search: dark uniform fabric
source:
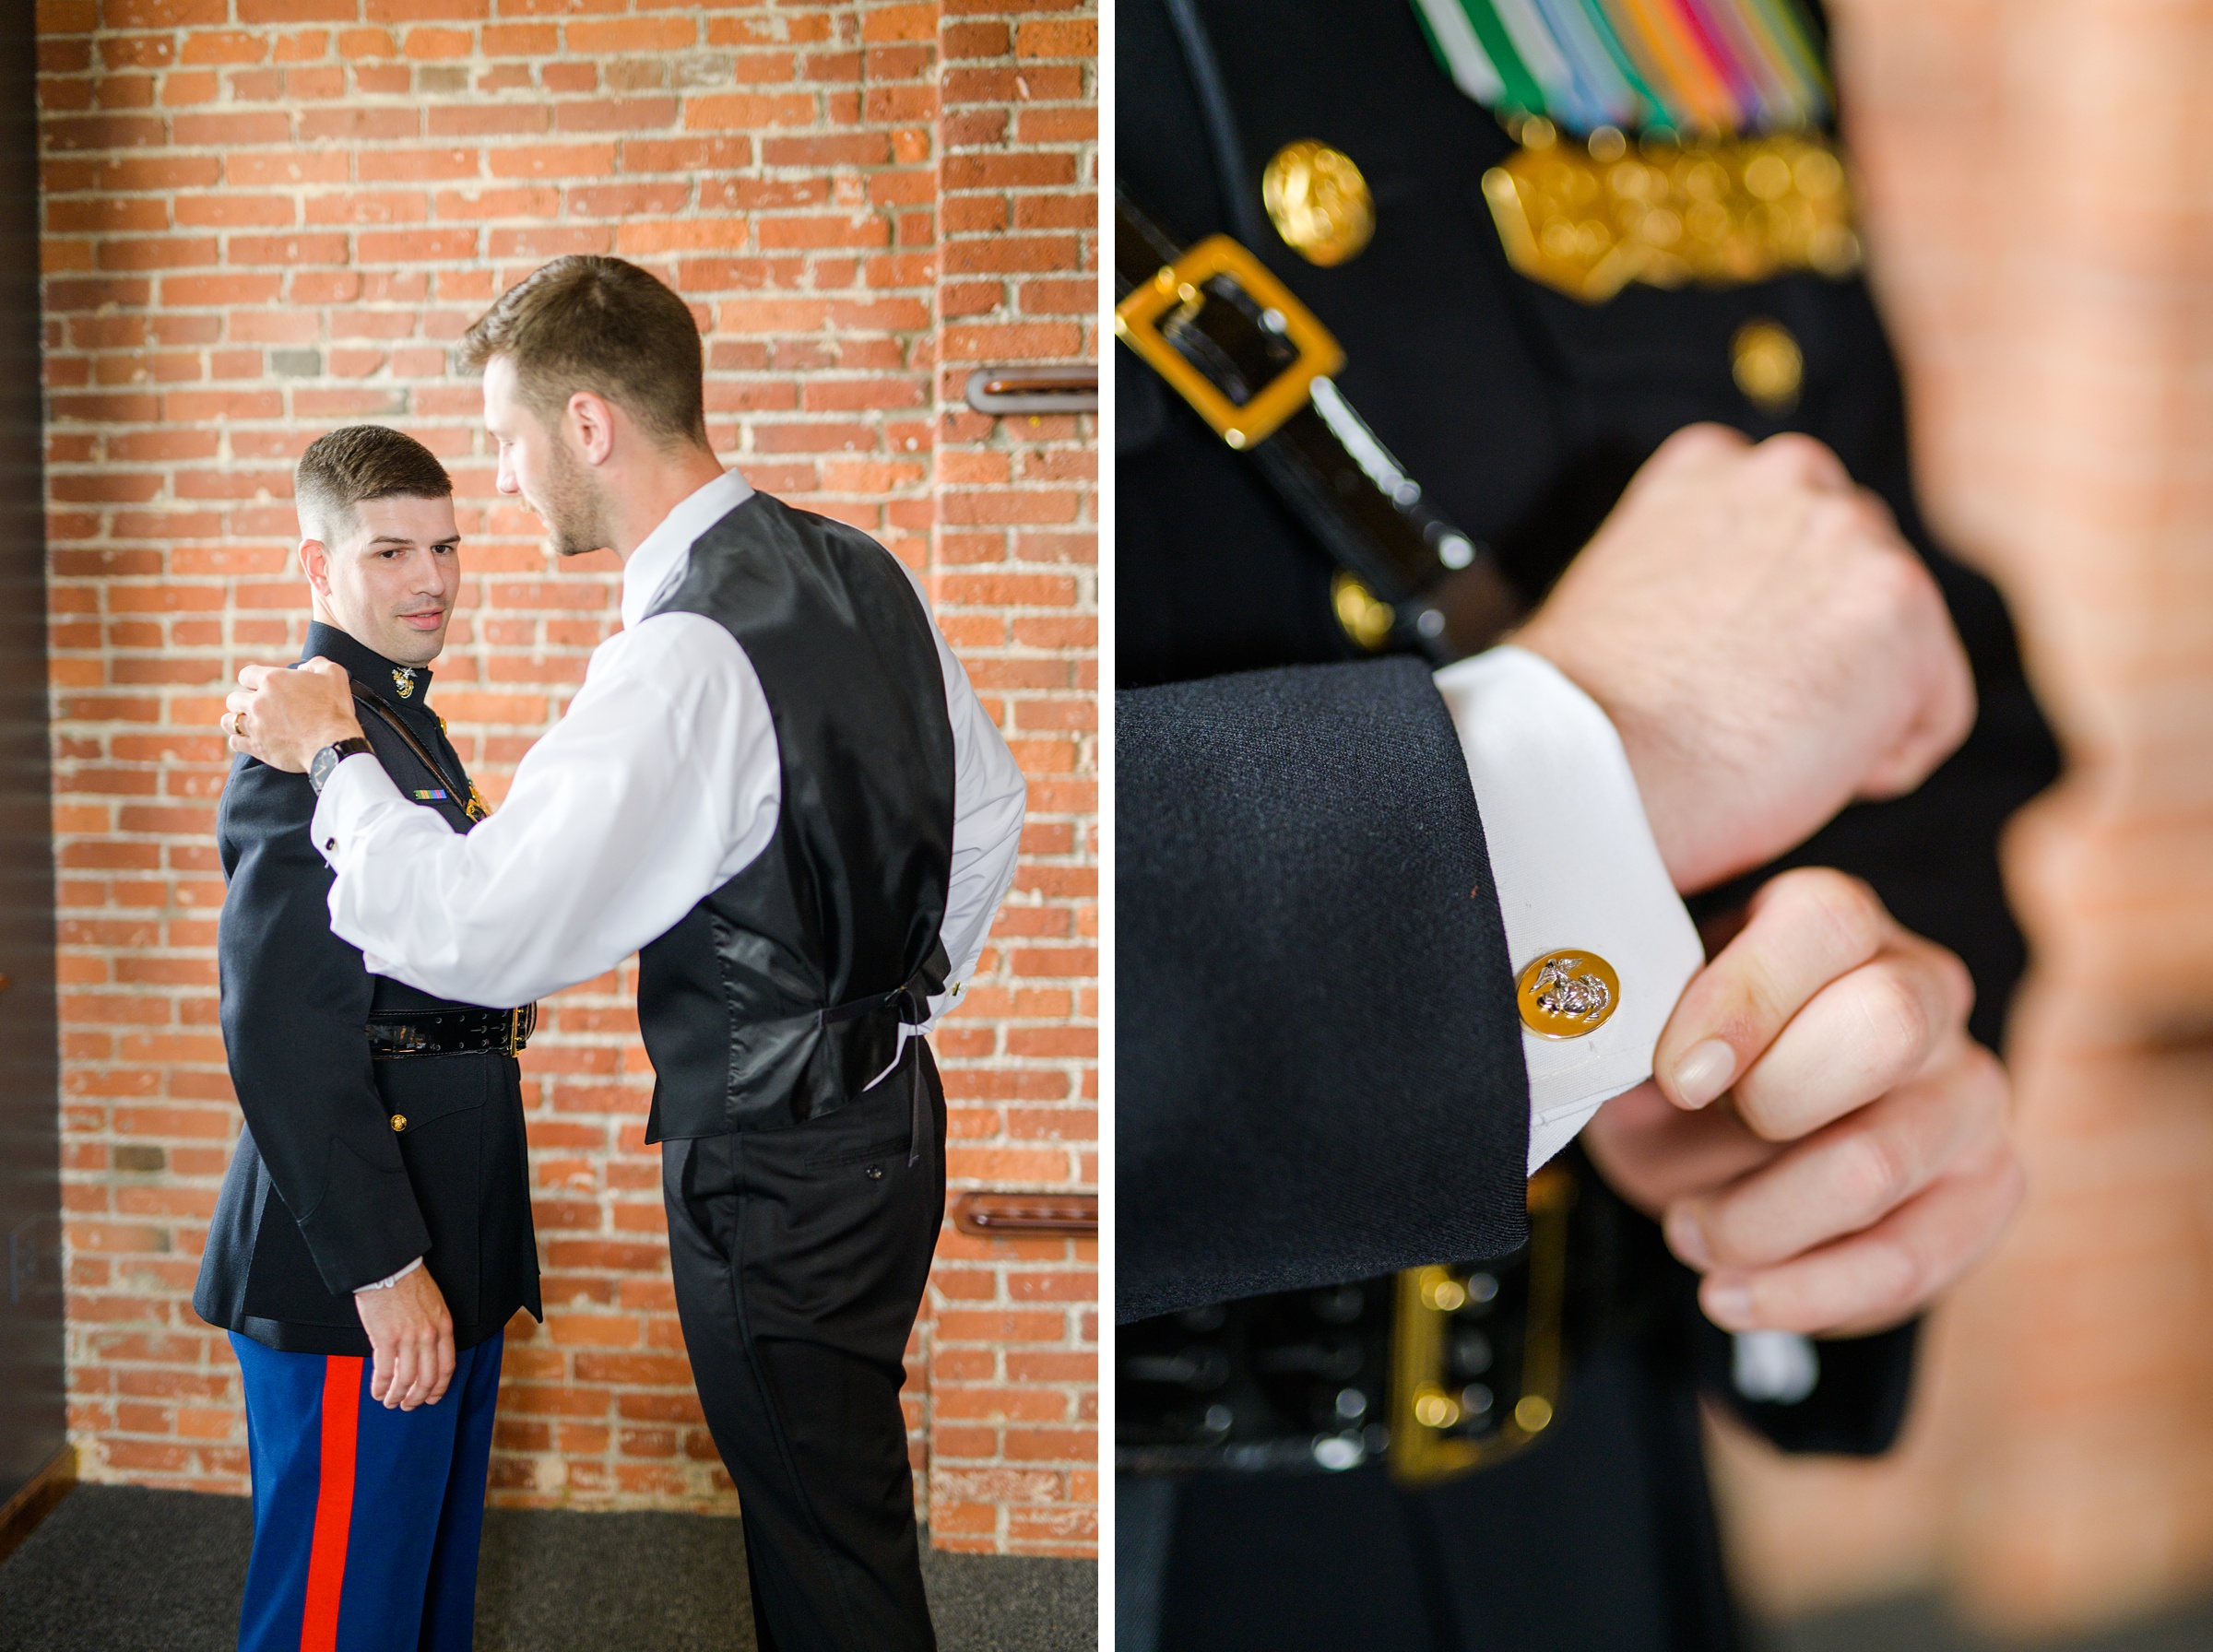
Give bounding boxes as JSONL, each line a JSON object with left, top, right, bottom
{"left": 195, "top": 621, "right": 541, "bottom": 1358}
{"left": 1118, "top": 658, "right": 1529, "bottom": 1324}
{"left": 640, "top": 497, "right": 957, "bottom": 1652}
{"left": 1115, "top": 0, "right": 2059, "bottom": 1645}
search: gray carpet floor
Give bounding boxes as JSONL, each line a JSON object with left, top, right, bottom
{"left": 1766, "top": 1592, "right": 2213, "bottom": 1652}
{"left": 0, "top": 1484, "right": 1095, "bottom": 1651}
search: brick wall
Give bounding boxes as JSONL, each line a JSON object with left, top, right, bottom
{"left": 925, "top": 2, "right": 1096, "bottom": 1553}
{"left": 1709, "top": 0, "right": 2213, "bottom": 1634}
{"left": 38, "top": 0, "right": 1095, "bottom": 1558}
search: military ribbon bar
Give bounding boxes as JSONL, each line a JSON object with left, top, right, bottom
{"left": 1408, "top": 0, "right": 1830, "bottom": 137}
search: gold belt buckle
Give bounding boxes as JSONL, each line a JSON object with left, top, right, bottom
{"left": 507, "top": 1003, "right": 535, "bottom": 1056}
{"left": 1389, "top": 1162, "right": 1576, "bottom": 1485}
{"left": 1113, "top": 235, "right": 1345, "bottom": 450}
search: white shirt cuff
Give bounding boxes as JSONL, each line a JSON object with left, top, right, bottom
{"left": 355, "top": 1256, "right": 424, "bottom": 1293}
{"left": 310, "top": 750, "right": 408, "bottom": 867}
{"left": 1435, "top": 645, "right": 1705, "bottom": 1175}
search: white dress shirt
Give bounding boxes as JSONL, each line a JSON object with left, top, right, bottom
{"left": 309, "top": 471, "right": 1029, "bottom": 1055}
{"left": 1435, "top": 646, "right": 1705, "bottom": 1174}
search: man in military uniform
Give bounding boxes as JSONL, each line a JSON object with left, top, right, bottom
{"left": 197, "top": 426, "right": 540, "bottom": 1652}
{"left": 1118, "top": 0, "right": 2057, "bottom": 1645}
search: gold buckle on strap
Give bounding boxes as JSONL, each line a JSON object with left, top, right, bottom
{"left": 1389, "top": 1162, "right": 1575, "bottom": 1485}
{"left": 1113, "top": 235, "right": 1345, "bottom": 451}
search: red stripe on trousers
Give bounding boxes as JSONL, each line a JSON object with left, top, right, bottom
{"left": 301, "top": 1354, "right": 363, "bottom": 1652}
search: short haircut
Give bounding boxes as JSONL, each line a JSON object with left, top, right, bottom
{"left": 456, "top": 255, "right": 707, "bottom": 448}
{"left": 294, "top": 425, "right": 453, "bottom": 547}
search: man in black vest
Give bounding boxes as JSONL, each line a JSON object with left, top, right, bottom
{"left": 223, "top": 258, "right": 1028, "bottom": 1652}
{"left": 1112, "top": 0, "right": 2055, "bottom": 1646}
{"left": 198, "top": 425, "right": 540, "bottom": 1651}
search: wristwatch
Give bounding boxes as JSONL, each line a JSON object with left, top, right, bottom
{"left": 308, "top": 736, "right": 374, "bottom": 794}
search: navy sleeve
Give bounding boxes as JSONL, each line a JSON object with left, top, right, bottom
{"left": 217, "top": 755, "right": 430, "bottom": 1294}
{"left": 1116, "top": 657, "right": 1530, "bottom": 1322}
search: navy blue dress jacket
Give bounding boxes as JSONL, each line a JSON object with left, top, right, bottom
{"left": 194, "top": 622, "right": 541, "bottom": 1357}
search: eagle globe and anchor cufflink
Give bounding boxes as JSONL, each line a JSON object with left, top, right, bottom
{"left": 1515, "top": 950, "right": 1620, "bottom": 1038}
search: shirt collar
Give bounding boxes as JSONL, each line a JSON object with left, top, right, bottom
{"left": 620, "top": 469, "right": 757, "bottom": 630}
{"left": 303, "top": 620, "right": 435, "bottom": 710}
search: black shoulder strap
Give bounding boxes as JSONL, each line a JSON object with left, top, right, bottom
{"left": 349, "top": 684, "right": 486, "bottom": 823}
{"left": 1115, "top": 192, "right": 1523, "bottom": 660}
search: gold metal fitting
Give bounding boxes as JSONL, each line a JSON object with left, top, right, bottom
{"left": 1262, "top": 139, "right": 1376, "bottom": 266}
{"left": 1732, "top": 317, "right": 1804, "bottom": 414}
{"left": 1331, "top": 572, "right": 1395, "bottom": 652}
{"left": 389, "top": 1114, "right": 408, "bottom": 1132}
{"left": 1113, "top": 235, "right": 1345, "bottom": 450}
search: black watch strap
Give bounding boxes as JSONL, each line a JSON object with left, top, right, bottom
{"left": 309, "top": 736, "right": 374, "bottom": 794}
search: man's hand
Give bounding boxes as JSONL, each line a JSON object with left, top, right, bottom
{"left": 1514, "top": 425, "right": 1976, "bottom": 894}
{"left": 353, "top": 1265, "right": 456, "bottom": 1410}
{"left": 223, "top": 657, "right": 362, "bottom": 773}
{"left": 1582, "top": 868, "right": 2022, "bottom": 1338}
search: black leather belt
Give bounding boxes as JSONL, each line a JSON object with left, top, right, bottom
{"left": 1118, "top": 1163, "right": 1577, "bottom": 1487}
{"left": 1113, "top": 192, "right": 1525, "bottom": 662}
{"left": 367, "top": 1004, "right": 536, "bottom": 1060}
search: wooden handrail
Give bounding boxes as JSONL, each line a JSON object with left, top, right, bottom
{"left": 951, "top": 1191, "right": 1097, "bottom": 1238}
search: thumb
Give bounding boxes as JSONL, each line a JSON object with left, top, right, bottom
{"left": 369, "top": 1338, "right": 393, "bottom": 1403}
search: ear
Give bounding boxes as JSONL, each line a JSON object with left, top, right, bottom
{"left": 298, "top": 537, "right": 331, "bottom": 598}
{"left": 566, "top": 389, "right": 618, "bottom": 466}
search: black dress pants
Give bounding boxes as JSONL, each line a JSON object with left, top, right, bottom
{"left": 664, "top": 1041, "right": 947, "bottom": 1652}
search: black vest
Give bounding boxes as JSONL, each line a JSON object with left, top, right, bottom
{"left": 638, "top": 493, "right": 957, "bottom": 1141}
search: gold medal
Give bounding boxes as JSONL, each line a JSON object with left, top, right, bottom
{"left": 1263, "top": 140, "right": 1376, "bottom": 267}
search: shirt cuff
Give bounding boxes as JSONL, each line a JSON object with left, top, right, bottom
{"left": 355, "top": 1255, "right": 424, "bottom": 1294}
{"left": 1435, "top": 645, "right": 1706, "bottom": 1175}
{"left": 309, "top": 750, "right": 408, "bottom": 867}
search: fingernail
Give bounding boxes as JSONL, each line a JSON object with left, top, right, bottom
{"left": 1671, "top": 1039, "right": 1737, "bottom": 1109}
{"left": 1704, "top": 1280, "right": 1755, "bottom": 1330}
{"left": 1665, "top": 1205, "right": 1711, "bottom": 1269}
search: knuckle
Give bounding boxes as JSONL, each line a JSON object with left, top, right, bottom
{"left": 1864, "top": 1236, "right": 1928, "bottom": 1317}
{"left": 1840, "top": 1128, "right": 1911, "bottom": 1221}
{"left": 1769, "top": 867, "right": 1886, "bottom": 961}
{"left": 1753, "top": 430, "right": 1831, "bottom": 478}
{"left": 1861, "top": 966, "right": 1935, "bottom": 1068}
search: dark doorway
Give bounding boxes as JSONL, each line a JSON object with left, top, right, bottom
{"left": 0, "top": 0, "right": 65, "bottom": 1519}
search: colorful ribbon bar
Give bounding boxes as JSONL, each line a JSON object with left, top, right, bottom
{"left": 1411, "top": 0, "right": 1830, "bottom": 136}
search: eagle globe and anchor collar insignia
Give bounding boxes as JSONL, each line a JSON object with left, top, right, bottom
{"left": 1407, "top": 0, "right": 1863, "bottom": 302}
